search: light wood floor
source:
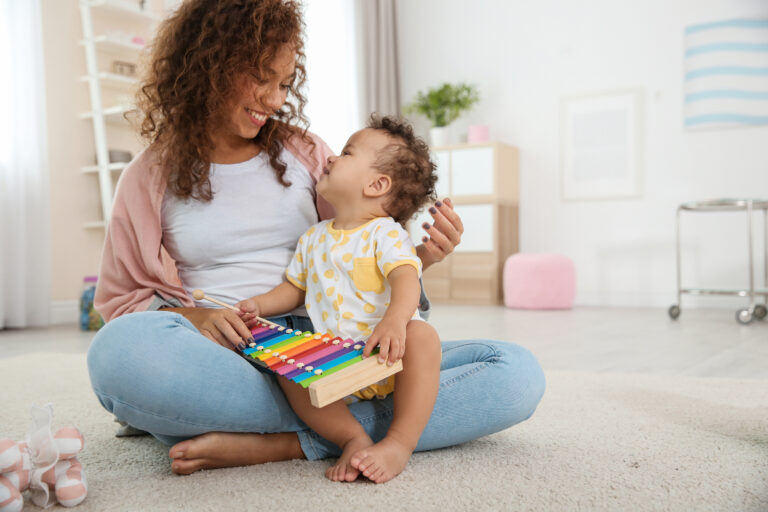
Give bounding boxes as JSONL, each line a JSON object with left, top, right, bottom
{"left": 1, "top": 306, "right": 766, "bottom": 378}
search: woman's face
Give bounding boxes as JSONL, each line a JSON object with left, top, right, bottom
{"left": 216, "top": 45, "right": 297, "bottom": 144}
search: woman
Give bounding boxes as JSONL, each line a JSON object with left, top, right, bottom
{"left": 87, "top": 0, "right": 545, "bottom": 476}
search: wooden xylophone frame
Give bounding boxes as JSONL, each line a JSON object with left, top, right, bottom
{"left": 242, "top": 321, "right": 402, "bottom": 408}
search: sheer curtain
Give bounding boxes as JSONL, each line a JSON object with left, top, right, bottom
{"left": 354, "top": 0, "right": 400, "bottom": 121}
{"left": 303, "top": 0, "right": 360, "bottom": 153}
{"left": 302, "top": 0, "right": 401, "bottom": 152}
{"left": 0, "top": 0, "right": 51, "bottom": 328}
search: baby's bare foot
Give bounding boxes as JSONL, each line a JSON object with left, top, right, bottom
{"left": 169, "top": 432, "right": 302, "bottom": 474}
{"left": 326, "top": 435, "right": 373, "bottom": 482}
{"left": 349, "top": 436, "right": 413, "bottom": 483}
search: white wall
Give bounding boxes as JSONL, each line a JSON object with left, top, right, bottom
{"left": 396, "top": 0, "right": 768, "bottom": 308}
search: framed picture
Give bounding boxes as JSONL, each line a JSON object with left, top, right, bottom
{"left": 560, "top": 89, "right": 644, "bottom": 200}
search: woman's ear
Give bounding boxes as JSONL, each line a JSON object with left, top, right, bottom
{"left": 364, "top": 173, "right": 392, "bottom": 198}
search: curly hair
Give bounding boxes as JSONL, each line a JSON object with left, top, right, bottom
{"left": 137, "top": 0, "right": 310, "bottom": 201}
{"left": 367, "top": 114, "right": 437, "bottom": 226}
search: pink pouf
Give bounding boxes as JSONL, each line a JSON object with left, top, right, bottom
{"left": 503, "top": 253, "right": 576, "bottom": 309}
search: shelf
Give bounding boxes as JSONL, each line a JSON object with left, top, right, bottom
{"left": 88, "top": 0, "right": 159, "bottom": 22}
{"left": 418, "top": 142, "right": 519, "bottom": 304}
{"left": 680, "top": 288, "right": 768, "bottom": 298}
{"left": 80, "top": 72, "right": 138, "bottom": 86}
{"left": 80, "top": 35, "right": 144, "bottom": 52}
{"left": 679, "top": 198, "right": 768, "bottom": 212}
{"left": 80, "top": 0, "right": 154, "bottom": 229}
{"left": 80, "top": 104, "right": 135, "bottom": 121}
{"left": 83, "top": 220, "right": 107, "bottom": 229}
{"left": 81, "top": 162, "right": 128, "bottom": 174}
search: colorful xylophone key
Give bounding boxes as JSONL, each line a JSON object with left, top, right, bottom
{"left": 242, "top": 322, "right": 381, "bottom": 388}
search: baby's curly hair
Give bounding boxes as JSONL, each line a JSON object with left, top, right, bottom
{"left": 137, "top": 0, "right": 309, "bottom": 201}
{"left": 367, "top": 114, "right": 437, "bottom": 226}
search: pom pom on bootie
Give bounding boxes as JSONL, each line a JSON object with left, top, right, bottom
{"left": 0, "top": 405, "right": 87, "bottom": 511}
{"left": 0, "top": 440, "right": 30, "bottom": 512}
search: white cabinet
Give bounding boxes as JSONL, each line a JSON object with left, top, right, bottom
{"left": 451, "top": 147, "right": 494, "bottom": 196}
{"left": 432, "top": 150, "right": 451, "bottom": 198}
{"left": 452, "top": 204, "right": 494, "bottom": 252}
{"left": 409, "top": 142, "right": 519, "bottom": 304}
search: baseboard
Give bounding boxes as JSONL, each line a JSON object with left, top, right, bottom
{"left": 50, "top": 300, "right": 78, "bottom": 325}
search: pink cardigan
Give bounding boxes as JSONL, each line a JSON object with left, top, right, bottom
{"left": 95, "top": 132, "right": 335, "bottom": 322}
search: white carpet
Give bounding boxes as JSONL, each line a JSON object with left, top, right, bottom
{"left": 0, "top": 352, "right": 766, "bottom": 511}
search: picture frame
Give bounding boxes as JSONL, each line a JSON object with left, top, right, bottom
{"left": 560, "top": 89, "right": 644, "bottom": 200}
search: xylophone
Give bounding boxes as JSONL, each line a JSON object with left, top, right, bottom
{"left": 191, "top": 289, "right": 402, "bottom": 408}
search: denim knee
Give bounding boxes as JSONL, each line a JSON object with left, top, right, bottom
{"left": 495, "top": 342, "right": 546, "bottom": 425}
{"left": 87, "top": 315, "right": 122, "bottom": 391}
{"left": 87, "top": 312, "right": 180, "bottom": 409}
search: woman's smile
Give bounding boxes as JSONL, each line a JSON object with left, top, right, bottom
{"left": 245, "top": 107, "right": 268, "bottom": 126}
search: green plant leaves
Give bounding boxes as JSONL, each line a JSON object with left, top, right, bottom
{"left": 403, "top": 83, "right": 480, "bottom": 127}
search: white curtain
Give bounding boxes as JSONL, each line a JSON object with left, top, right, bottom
{"left": 303, "top": 0, "right": 400, "bottom": 151}
{"left": 303, "top": 0, "right": 360, "bottom": 152}
{"left": 0, "top": 0, "right": 51, "bottom": 328}
{"left": 354, "top": 0, "right": 400, "bottom": 121}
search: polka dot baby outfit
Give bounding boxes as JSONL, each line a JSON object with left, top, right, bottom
{"left": 285, "top": 217, "right": 422, "bottom": 400}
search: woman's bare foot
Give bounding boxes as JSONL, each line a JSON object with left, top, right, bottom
{"left": 169, "top": 431, "right": 303, "bottom": 475}
{"left": 349, "top": 436, "right": 413, "bottom": 484}
{"left": 325, "top": 435, "right": 373, "bottom": 482}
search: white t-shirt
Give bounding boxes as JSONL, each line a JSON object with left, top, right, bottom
{"left": 161, "top": 149, "right": 317, "bottom": 309}
{"left": 285, "top": 217, "right": 422, "bottom": 340}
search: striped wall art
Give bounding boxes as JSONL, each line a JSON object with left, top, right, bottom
{"left": 684, "top": 18, "right": 768, "bottom": 129}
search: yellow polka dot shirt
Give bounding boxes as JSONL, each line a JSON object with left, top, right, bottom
{"left": 286, "top": 217, "right": 422, "bottom": 342}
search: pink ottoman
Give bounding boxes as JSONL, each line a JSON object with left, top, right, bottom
{"left": 503, "top": 253, "right": 576, "bottom": 309}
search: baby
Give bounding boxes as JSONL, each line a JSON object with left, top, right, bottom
{"left": 236, "top": 114, "right": 442, "bottom": 484}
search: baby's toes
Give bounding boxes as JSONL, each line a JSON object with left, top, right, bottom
{"left": 326, "top": 463, "right": 342, "bottom": 481}
{"left": 373, "top": 467, "right": 390, "bottom": 484}
{"left": 344, "top": 464, "right": 360, "bottom": 482}
{"left": 355, "top": 453, "right": 374, "bottom": 472}
{"left": 349, "top": 452, "right": 365, "bottom": 470}
{"left": 360, "top": 457, "right": 379, "bottom": 478}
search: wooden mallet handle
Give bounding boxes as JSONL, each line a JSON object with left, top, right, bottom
{"left": 191, "top": 289, "right": 281, "bottom": 329}
{"left": 191, "top": 289, "right": 240, "bottom": 312}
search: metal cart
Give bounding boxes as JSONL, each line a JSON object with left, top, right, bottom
{"left": 669, "top": 198, "right": 768, "bottom": 324}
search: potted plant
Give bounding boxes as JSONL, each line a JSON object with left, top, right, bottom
{"left": 403, "top": 82, "right": 480, "bottom": 146}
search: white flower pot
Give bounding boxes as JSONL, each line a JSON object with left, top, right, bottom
{"left": 429, "top": 126, "right": 450, "bottom": 147}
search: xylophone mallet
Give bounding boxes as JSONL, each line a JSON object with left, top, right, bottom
{"left": 191, "top": 289, "right": 240, "bottom": 311}
{"left": 190, "top": 289, "right": 282, "bottom": 330}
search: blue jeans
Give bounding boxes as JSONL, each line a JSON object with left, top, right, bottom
{"left": 86, "top": 311, "right": 545, "bottom": 460}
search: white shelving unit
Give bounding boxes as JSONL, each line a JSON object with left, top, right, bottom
{"left": 78, "top": 0, "right": 158, "bottom": 228}
{"left": 409, "top": 142, "right": 519, "bottom": 304}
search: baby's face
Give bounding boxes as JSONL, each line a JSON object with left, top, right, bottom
{"left": 317, "top": 128, "right": 391, "bottom": 204}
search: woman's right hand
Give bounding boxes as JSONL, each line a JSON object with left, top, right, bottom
{"left": 168, "top": 307, "right": 255, "bottom": 351}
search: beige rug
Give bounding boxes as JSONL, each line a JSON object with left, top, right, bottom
{"left": 0, "top": 352, "right": 766, "bottom": 512}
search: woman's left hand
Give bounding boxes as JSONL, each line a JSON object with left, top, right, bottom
{"left": 418, "top": 197, "right": 464, "bottom": 269}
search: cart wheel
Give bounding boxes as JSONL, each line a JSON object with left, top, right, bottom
{"left": 668, "top": 305, "right": 680, "bottom": 320}
{"left": 754, "top": 304, "right": 767, "bottom": 320}
{"left": 736, "top": 308, "right": 753, "bottom": 325}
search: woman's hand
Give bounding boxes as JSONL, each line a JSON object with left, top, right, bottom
{"left": 170, "top": 307, "right": 255, "bottom": 351}
{"left": 418, "top": 197, "right": 464, "bottom": 270}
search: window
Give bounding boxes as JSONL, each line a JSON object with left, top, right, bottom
{"left": 302, "top": 0, "right": 359, "bottom": 153}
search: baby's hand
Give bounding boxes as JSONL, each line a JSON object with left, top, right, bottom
{"left": 364, "top": 318, "right": 406, "bottom": 366}
{"left": 234, "top": 297, "right": 260, "bottom": 325}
